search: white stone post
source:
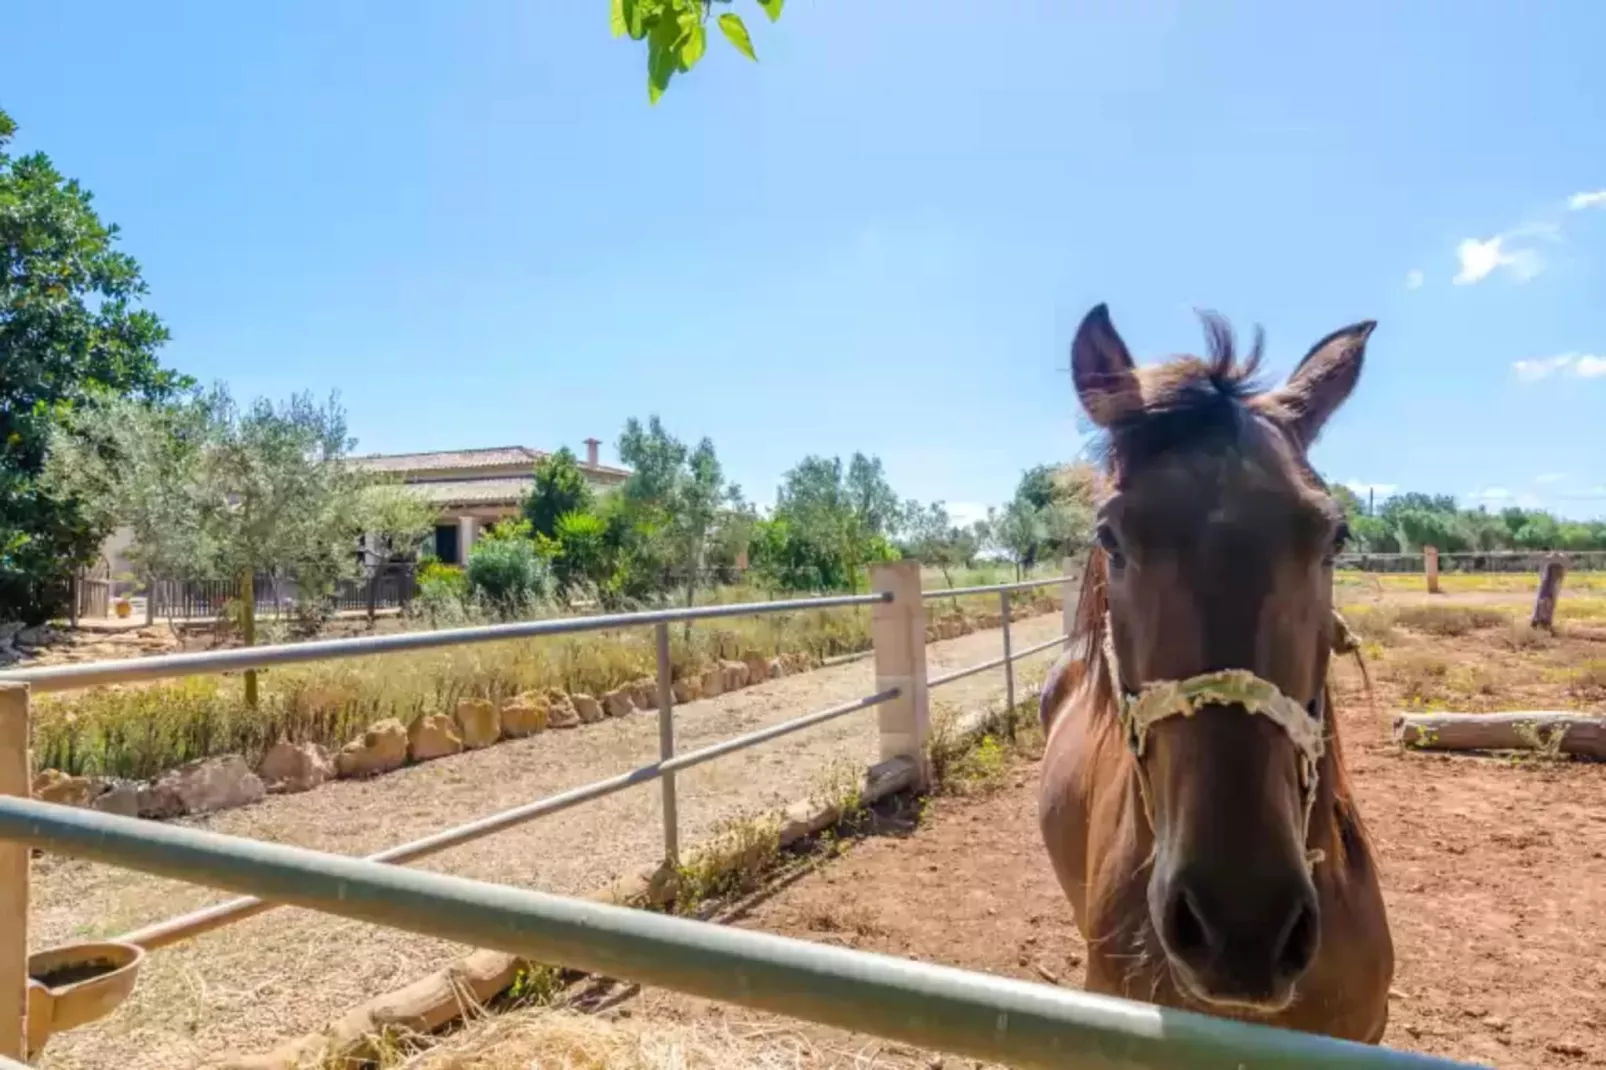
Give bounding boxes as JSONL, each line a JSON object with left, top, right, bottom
{"left": 870, "top": 561, "right": 930, "bottom": 789}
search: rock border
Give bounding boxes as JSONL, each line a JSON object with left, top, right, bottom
{"left": 213, "top": 702, "right": 1018, "bottom": 1070}
{"left": 31, "top": 599, "right": 1062, "bottom": 824}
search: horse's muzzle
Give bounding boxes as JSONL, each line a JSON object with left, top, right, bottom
{"left": 1153, "top": 862, "right": 1320, "bottom": 1012}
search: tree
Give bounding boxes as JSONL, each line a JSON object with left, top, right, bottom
{"left": 353, "top": 481, "right": 439, "bottom": 564}
{"left": 617, "top": 415, "right": 733, "bottom": 615}
{"left": 989, "top": 499, "right": 1044, "bottom": 580}
{"left": 903, "top": 501, "right": 970, "bottom": 588}
{"left": 1, "top": 108, "right": 192, "bottom": 622}
{"left": 522, "top": 447, "right": 595, "bottom": 539}
{"left": 612, "top": 0, "right": 785, "bottom": 104}
{"left": 845, "top": 453, "right": 901, "bottom": 541}
{"left": 42, "top": 391, "right": 211, "bottom": 621}
{"left": 1329, "top": 483, "right": 1365, "bottom": 518}
{"left": 352, "top": 480, "right": 440, "bottom": 620}
{"left": 751, "top": 453, "right": 902, "bottom": 592}
{"left": 987, "top": 461, "right": 1096, "bottom": 576}
{"left": 191, "top": 387, "right": 367, "bottom": 699}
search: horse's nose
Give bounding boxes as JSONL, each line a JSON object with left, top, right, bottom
{"left": 1158, "top": 867, "right": 1320, "bottom": 1003}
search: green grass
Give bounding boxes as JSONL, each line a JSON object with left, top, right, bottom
{"left": 34, "top": 574, "right": 1069, "bottom": 781}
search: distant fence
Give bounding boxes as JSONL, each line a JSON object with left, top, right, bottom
{"left": 1336, "top": 550, "right": 1606, "bottom": 574}
{"left": 147, "top": 564, "right": 417, "bottom": 620}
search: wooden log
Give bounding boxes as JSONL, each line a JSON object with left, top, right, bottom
{"left": 1531, "top": 555, "right": 1566, "bottom": 630}
{"left": 1393, "top": 711, "right": 1606, "bottom": 759}
{"left": 1424, "top": 545, "right": 1440, "bottom": 594}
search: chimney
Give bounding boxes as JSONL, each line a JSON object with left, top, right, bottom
{"left": 583, "top": 437, "right": 601, "bottom": 468}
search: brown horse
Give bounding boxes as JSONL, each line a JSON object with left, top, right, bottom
{"left": 1037, "top": 303, "right": 1394, "bottom": 1042}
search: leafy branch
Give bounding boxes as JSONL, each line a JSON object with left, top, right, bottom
{"left": 611, "top": 0, "right": 784, "bottom": 103}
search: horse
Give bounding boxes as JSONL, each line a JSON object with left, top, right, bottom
{"left": 1036, "top": 303, "right": 1394, "bottom": 1042}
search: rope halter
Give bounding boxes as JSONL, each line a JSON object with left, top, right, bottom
{"left": 1100, "top": 614, "right": 1328, "bottom": 871}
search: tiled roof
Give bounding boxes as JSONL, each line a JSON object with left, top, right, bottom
{"left": 350, "top": 445, "right": 631, "bottom": 479}
{"left": 407, "top": 477, "right": 539, "bottom": 507}
{"left": 349, "top": 446, "right": 539, "bottom": 473}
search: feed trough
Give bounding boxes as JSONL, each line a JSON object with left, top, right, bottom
{"left": 25, "top": 940, "right": 144, "bottom": 1060}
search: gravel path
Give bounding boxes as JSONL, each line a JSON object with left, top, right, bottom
{"left": 31, "top": 613, "right": 1067, "bottom": 1070}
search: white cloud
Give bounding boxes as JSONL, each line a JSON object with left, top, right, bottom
{"left": 1512, "top": 354, "right": 1575, "bottom": 381}
{"left": 1569, "top": 189, "right": 1606, "bottom": 211}
{"left": 1474, "top": 487, "right": 1512, "bottom": 501}
{"left": 1513, "top": 352, "right": 1606, "bottom": 381}
{"left": 1535, "top": 473, "right": 1567, "bottom": 484}
{"left": 1454, "top": 234, "right": 1546, "bottom": 285}
{"left": 1404, "top": 269, "right": 1424, "bottom": 290}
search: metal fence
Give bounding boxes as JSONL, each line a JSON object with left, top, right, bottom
{"left": 148, "top": 564, "right": 418, "bottom": 621}
{"left": 1336, "top": 549, "right": 1606, "bottom": 574}
{"left": 0, "top": 560, "right": 1479, "bottom": 1068}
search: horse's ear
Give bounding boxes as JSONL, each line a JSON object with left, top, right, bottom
{"left": 1271, "top": 320, "right": 1375, "bottom": 447}
{"left": 1071, "top": 303, "right": 1140, "bottom": 427}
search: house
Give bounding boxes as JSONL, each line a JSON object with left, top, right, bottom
{"left": 350, "top": 439, "right": 630, "bottom": 565}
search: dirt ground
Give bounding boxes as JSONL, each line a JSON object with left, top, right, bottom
{"left": 523, "top": 599, "right": 1606, "bottom": 1070}
{"left": 30, "top": 613, "right": 1067, "bottom": 1070}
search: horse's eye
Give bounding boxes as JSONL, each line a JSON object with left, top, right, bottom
{"left": 1097, "top": 525, "right": 1127, "bottom": 569}
{"left": 1325, "top": 522, "right": 1350, "bottom": 564}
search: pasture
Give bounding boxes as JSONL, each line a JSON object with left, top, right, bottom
{"left": 407, "top": 577, "right": 1606, "bottom": 1070}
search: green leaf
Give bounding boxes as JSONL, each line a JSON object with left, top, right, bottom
{"left": 647, "top": 36, "right": 677, "bottom": 103}
{"left": 610, "top": 0, "right": 628, "bottom": 38}
{"left": 757, "top": 0, "right": 784, "bottom": 22}
{"left": 717, "top": 12, "right": 757, "bottom": 61}
{"left": 622, "top": 0, "right": 648, "bottom": 40}
{"left": 679, "top": 18, "right": 707, "bottom": 70}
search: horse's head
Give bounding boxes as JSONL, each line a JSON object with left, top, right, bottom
{"left": 1069, "top": 303, "right": 1372, "bottom": 1014}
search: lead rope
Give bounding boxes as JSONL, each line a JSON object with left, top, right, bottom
{"left": 1100, "top": 613, "right": 1328, "bottom": 872}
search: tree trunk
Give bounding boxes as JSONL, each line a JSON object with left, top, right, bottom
{"left": 1531, "top": 556, "right": 1566, "bottom": 630}
{"left": 1394, "top": 711, "right": 1606, "bottom": 759}
{"left": 241, "top": 569, "right": 259, "bottom": 708}
{"left": 367, "top": 563, "right": 380, "bottom": 627}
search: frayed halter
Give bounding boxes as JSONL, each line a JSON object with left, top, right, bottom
{"left": 1100, "top": 611, "right": 1353, "bottom": 872}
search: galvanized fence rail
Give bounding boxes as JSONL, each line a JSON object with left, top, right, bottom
{"left": 0, "top": 797, "right": 1471, "bottom": 1070}
{"left": 0, "top": 558, "right": 1479, "bottom": 1068}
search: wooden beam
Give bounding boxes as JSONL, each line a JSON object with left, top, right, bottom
{"left": 1394, "top": 711, "right": 1606, "bottom": 759}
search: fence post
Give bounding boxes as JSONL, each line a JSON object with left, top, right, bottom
{"left": 1424, "top": 545, "right": 1440, "bottom": 594}
{"left": 999, "top": 590, "right": 1015, "bottom": 740}
{"left": 870, "top": 561, "right": 929, "bottom": 789}
{"left": 1060, "top": 557, "right": 1078, "bottom": 646}
{"left": 1531, "top": 554, "right": 1566, "bottom": 631}
{"left": 0, "top": 684, "right": 29, "bottom": 1059}
{"left": 654, "top": 622, "right": 679, "bottom": 865}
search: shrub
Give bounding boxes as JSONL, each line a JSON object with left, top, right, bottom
{"left": 466, "top": 523, "right": 549, "bottom": 617}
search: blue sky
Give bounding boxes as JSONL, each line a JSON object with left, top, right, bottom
{"left": 6, "top": 1, "right": 1606, "bottom": 523}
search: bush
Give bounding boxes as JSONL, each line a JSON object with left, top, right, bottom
{"left": 466, "top": 523, "right": 549, "bottom": 617}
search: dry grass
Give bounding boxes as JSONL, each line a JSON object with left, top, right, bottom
{"left": 1389, "top": 603, "right": 1512, "bottom": 637}
{"left": 405, "top": 1006, "right": 853, "bottom": 1070}
{"left": 1567, "top": 659, "right": 1606, "bottom": 701}
{"left": 33, "top": 575, "right": 1066, "bottom": 781}
{"left": 1346, "top": 570, "right": 1606, "bottom": 595}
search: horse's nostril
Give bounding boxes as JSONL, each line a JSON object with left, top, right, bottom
{"left": 1275, "top": 896, "right": 1320, "bottom": 980}
{"left": 1164, "top": 887, "right": 1213, "bottom": 963}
